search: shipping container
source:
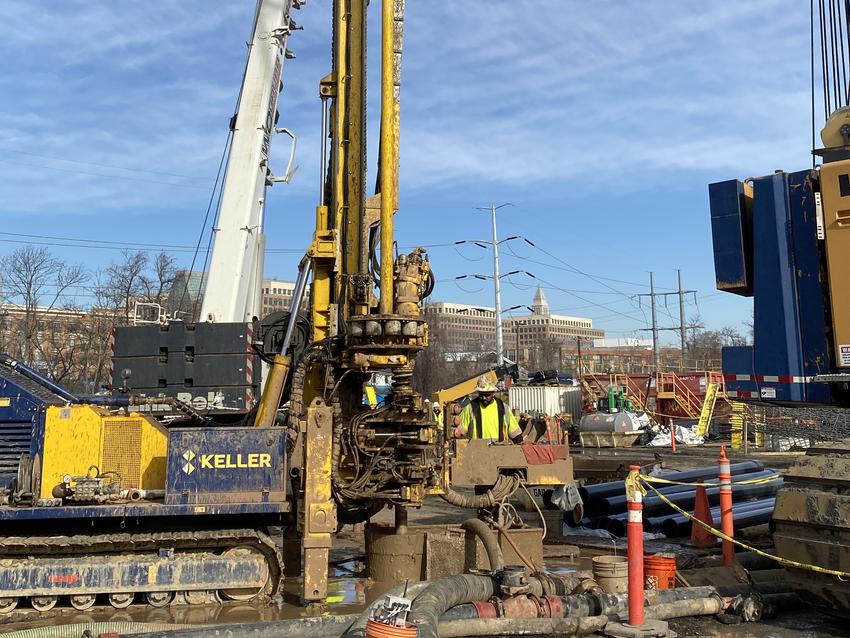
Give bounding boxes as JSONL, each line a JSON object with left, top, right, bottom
{"left": 508, "top": 385, "right": 582, "bottom": 423}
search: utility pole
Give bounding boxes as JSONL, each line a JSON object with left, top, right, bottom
{"left": 576, "top": 336, "right": 584, "bottom": 377}
{"left": 635, "top": 271, "right": 697, "bottom": 373}
{"left": 650, "top": 272, "right": 659, "bottom": 370}
{"left": 491, "top": 205, "right": 503, "bottom": 366}
{"left": 678, "top": 269, "right": 686, "bottom": 371}
{"left": 475, "top": 203, "right": 513, "bottom": 365}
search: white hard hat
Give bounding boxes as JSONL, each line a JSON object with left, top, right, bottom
{"left": 475, "top": 374, "right": 498, "bottom": 393}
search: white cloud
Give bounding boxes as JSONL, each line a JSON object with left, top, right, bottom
{"left": 0, "top": 0, "right": 817, "bottom": 216}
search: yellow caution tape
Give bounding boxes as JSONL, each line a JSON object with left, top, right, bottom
{"left": 624, "top": 468, "right": 641, "bottom": 502}
{"left": 641, "top": 473, "right": 782, "bottom": 488}
{"left": 637, "top": 476, "right": 850, "bottom": 579}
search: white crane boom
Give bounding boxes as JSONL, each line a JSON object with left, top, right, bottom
{"left": 199, "top": 0, "right": 299, "bottom": 323}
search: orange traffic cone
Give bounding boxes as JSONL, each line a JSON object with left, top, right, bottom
{"left": 691, "top": 478, "right": 715, "bottom": 547}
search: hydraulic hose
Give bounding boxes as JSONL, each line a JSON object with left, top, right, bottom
{"left": 440, "top": 475, "right": 519, "bottom": 510}
{"left": 0, "top": 353, "right": 79, "bottom": 403}
{"left": 460, "top": 518, "right": 505, "bottom": 570}
{"left": 492, "top": 520, "right": 537, "bottom": 571}
{"left": 442, "top": 585, "right": 721, "bottom": 622}
{"left": 643, "top": 596, "right": 725, "bottom": 620}
{"left": 409, "top": 574, "right": 499, "bottom": 638}
{"left": 438, "top": 616, "right": 608, "bottom": 637}
{"left": 529, "top": 571, "right": 599, "bottom": 597}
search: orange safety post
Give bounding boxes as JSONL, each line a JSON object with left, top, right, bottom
{"left": 626, "top": 465, "right": 645, "bottom": 626}
{"left": 718, "top": 445, "right": 735, "bottom": 566}
{"left": 668, "top": 417, "right": 677, "bottom": 453}
{"left": 690, "top": 478, "right": 715, "bottom": 548}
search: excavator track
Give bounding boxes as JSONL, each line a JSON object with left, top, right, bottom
{"left": 771, "top": 416, "right": 850, "bottom": 612}
{"left": 0, "top": 527, "right": 282, "bottom": 613}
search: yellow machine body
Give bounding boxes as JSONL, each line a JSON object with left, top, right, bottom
{"left": 39, "top": 405, "right": 168, "bottom": 499}
{"left": 450, "top": 439, "right": 573, "bottom": 488}
{"left": 819, "top": 158, "right": 850, "bottom": 366}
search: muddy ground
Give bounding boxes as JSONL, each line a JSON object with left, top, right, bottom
{"left": 0, "top": 498, "right": 844, "bottom": 637}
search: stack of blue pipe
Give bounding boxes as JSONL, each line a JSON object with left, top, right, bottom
{"left": 569, "top": 460, "right": 781, "bottom": 538}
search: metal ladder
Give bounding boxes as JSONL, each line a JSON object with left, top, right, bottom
{"left": 696, "top": 381, "right": 719, "bottom": 437}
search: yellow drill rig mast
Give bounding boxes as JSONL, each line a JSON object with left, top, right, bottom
{"left": 255, "top": 0, "right": 440, "bottom": 602}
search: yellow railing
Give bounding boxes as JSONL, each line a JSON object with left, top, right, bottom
{"left": 696, "top": 382, "right": 719, "bottom": 436}
{"left": 614, "top": 374, "right": 646, "bottom": 411}
{"left": 656, "top": 372, "right": 702, "bottom": 418}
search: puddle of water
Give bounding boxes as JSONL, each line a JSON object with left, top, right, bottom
{"left": 669, "top": 611, "right": 849, "bottom": 638}
{"left": 0, "top": 574, "right": 395, "bottom": 633}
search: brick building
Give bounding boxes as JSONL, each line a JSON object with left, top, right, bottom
{"left": 424, "top": 287, "right": 604, "bottom": 363}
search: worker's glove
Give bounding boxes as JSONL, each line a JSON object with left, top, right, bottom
{"left": 511, "top": 433, "right": 524, "bottom": 445}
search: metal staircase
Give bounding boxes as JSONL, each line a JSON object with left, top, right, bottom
{"left": 656, "top": 372, "right": 702, "bottom": 418}
{"left": 696, "top": 381, "right": 720, "bottom": 436}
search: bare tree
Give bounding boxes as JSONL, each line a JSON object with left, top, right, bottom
{"left": 1, "top": 246, "right": 87, "bottom": 365}
{"left": 414, "top": 322, "right": 451, "bottom": 396}
{"left": 141, "top": 252, "right": 178, "bottom": 307}
{"left": 683, "top": 315, "right": 746, "bottom": 370}
{"left": 537, "top": 336, "right": 563, "bottom": 370}
{"left": 104, "top": 250, "right": 149, "bottom": 323}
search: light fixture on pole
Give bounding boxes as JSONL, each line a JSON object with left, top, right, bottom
{"left": 474, "top": 203, "right": 514, "bottom": 365}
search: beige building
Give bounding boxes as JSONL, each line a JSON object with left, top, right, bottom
{"left": 260, "top": 279, "right": 310, "bottom": 316}
{"left": 425, "top": 287, "right": 604, "bottom": 361}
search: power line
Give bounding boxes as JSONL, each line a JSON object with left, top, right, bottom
{"left": 633, "top": 270, "right": 697, "bottom": 370}
{"left": 524, "top": 272, "right": 647, "bottom": 323}
{"left": 0, "top": 231, "right": 304, "bottom": 254}
{"left": 506, "top": 238, "right": 678, "bottom": 291}
{"left": 0, "top": 157, "right": 206, "bottom": 190}
{"left": 0, "top": 231, "right": 450, "bottom": 255}
{"left": 0, "top": 147, "right": 202, "bottom": 180}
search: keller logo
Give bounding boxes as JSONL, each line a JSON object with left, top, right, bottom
{"left": 182, "top": 450, "right": 196, "bottom": 475}
{"left": 180, "top": 449, "right": 271, "bottom": 473}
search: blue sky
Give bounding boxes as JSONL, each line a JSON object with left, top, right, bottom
{"left": 0, "top": 1, "right": 815, "bottom": 341}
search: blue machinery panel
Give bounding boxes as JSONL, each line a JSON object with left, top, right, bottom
{"left": 787, "top": 171, "right": 832, "bottom": 402}
{"left": 0, "top": 364, "right": 64, "bottom": 489}
{"left": 751, "top": 172, "right": 805, "bottom": 401}
{"left": 711, "top": 170, "right": 833, "bottom": 402}
{"left": 709, "top": 179, "right": 753, "bottom": 296}
{"left": 166, "top": 427, "right": 287, "bottom": 505}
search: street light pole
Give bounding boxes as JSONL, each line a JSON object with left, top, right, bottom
{"left": 491, "top": 206, "right": 503, "bottom": 365}
{"left": 475, "top": 203, "right": 513, "bottom": 365}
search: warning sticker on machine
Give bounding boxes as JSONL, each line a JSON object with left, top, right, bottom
{"left": 841, "top": 345, "right": 850, "bottom": 367}
{"left": 760, "top": 387, "right": 777, "bottom": 399}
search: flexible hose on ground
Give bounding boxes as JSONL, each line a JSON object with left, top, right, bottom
{"left": 442, "top": 586, "right": 722, "bottom": 622}
{"left": 440, "top": 476, "right": 518, "bottom": 510}
{"left": 110, "top": 589, "right": 724, "bottom": 638}
{"left": 460, "top": 518, "right": 504, "bottom": 570}
{"left": 409, "top": 574, "right": 499, "bottom": 638}
{"left": 3, "top": 623, "right": 194, "bottom": 638}
{"left": 643, "top": 596, "right": 725, "bottom": 621}
{"left": 438, "top": 616, "right": 608, "bottom": 637}
{"left": 529, "top": 571, "right": 599, "bottom": 597}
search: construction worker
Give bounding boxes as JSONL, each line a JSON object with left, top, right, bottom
{"left": 432, "top": 401, "right": 443, "bottom": 426}
{"left": 454, "top": 375, "right": 524, "bottom": 444}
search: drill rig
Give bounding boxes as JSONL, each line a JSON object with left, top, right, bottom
{"left": 0, "top": 0, "right": 435, "bottom": 611}
{"left": 0, "top": 0, "right": 575, "bottom": 613}
{"left": 254, "top": 0, "right": 442, "bottom": 601}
